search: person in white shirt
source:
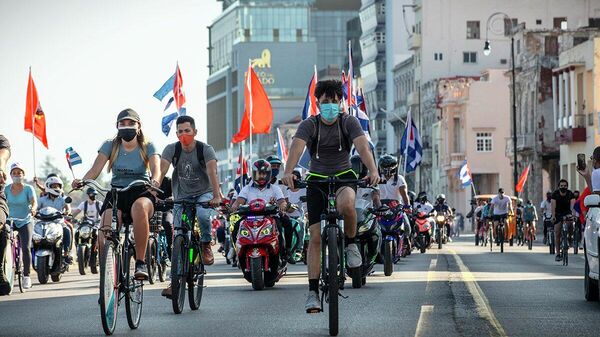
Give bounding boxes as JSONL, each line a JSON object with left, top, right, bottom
{"left": 540, "top": 191, "right": 553, "bottom": 244}
{"left": 231, "top": 159, "right": 290, "bottom": 257}
{"left": 489, "top": 188, "right": 513, "bottom": 245}
{"left": 72, "top": 188, "right": 102, "bottom": 224}
{"left": 377, "top": 154, "right": 409, "bottom": 205}
{"left": 286, "top": 170, "right": 307, "bottom": 262}
{"left": 414, "top": 192, "right": 435, "bottom": 215}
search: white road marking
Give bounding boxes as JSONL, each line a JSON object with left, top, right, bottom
{"left": 414, "top": 305, "right": 434, "bottom": 337}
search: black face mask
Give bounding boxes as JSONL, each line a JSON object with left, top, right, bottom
{"left": 559, "top": 187, "right": 567, "bottom": 193}
{"left": 89, "top": 195, "right": 96, "bottom": 201}
{"left": 118, "top": 128, "right": 137, "bottom": 142}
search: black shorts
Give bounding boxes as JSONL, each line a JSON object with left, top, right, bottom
{"left": 100, "top": 185, "right": 156, "bottom": 219}
{"left": 306, "top": 170, "right": 357, "bottom": 226}
{"left": 493, "top": 214, "right": 508, "bottom": 221}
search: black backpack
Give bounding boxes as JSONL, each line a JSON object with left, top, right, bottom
{"left": 307, "top": 114, "right": 352, "bottom": 157}
{"left": 171, "top": 141, "right": 205, "bottom": 169}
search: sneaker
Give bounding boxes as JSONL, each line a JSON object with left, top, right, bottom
{"left": 23, "top": 276, "right": 32, "bottom": 289}
{"left": 346, "top": 243, "right": 362, "bottom": 269}
{"left": 202, "top": 243, "right": 214, "bottom": 265}
{"left": 64, "top": 255, "right": 73, "bottom": 265}
{"left": 161, "top": 284, "right": 172, "bottom": 299}
{"left": 555, "top": 255, "right": 562, "bottom": 262}
{"left": 305, "top": 291, "right": 321, "bottom": 313}
{"left": 134, "top": 261, "right": 149, "bottom": 280}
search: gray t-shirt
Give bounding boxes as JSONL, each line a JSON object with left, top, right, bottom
{"left": 99, "top": 140, "right": 159, "bottom": 188}
{"left": 293, "top": 114, "right": 364, "bottom": 175}
{"left": 162, "top": 142, "right": 217, "bottom": 200}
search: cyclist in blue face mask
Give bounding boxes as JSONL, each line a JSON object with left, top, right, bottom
{"left": 281, "top": 80, "right": 380, "bottom": 312}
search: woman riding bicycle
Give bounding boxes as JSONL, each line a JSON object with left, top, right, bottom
{"left": 72, "top": 108, "right": 161, "bottom": 279}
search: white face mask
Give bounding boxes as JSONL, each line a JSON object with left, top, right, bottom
{"left": 11, "top": 176, "right": 23, "bottom": 184}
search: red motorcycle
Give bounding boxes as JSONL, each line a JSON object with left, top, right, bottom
{"left": 414, "top": 211, "right": 433, "bottom": 253}
{"left": 235, "top": 199, "right": 286, "bottom": 290}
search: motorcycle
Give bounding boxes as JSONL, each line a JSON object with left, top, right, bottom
{"left": 32, "top": 207, "right": 68, "bottom": 284}
{"left": 414, "top": 211, "right": 433, "bottom": 253}
{"left": 434, "top": 213, "right": 448, "bottom": 249}
{"left": 74, "top": 218, "right": 98, "bottom": 275}
{"left": 376, "top": 200, "right": 407, "bottom": 277}
{"left": 346, "top": 196, "right": 381, "bottom": 287}
{"left": 235, "top": 199, "right": 287, "bottom": 290}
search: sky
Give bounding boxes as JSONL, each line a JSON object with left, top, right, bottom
{"left": 0, "top": 0, "right": 221, "bottom": 179}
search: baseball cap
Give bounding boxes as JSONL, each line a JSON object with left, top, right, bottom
{"left": 10, "top": 162, "right": 25, "bottom": 175}
{"left": 116, "top": 108, "right": 140, "bottom": 124}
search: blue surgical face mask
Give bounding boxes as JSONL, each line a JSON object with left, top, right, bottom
{"left": 320, "top": 103, "right": 340, "bottom": 122}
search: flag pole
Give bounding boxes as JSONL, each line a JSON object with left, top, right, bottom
{"left": 29, "top": 67, "right": 37, "bottom": 179}
{"left": 248, "top": 59, "right": 253, "bottom": 162}
{"left": 403, "top": 108, "right": 411, "bottom": 176}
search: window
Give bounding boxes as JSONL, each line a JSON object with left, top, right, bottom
{"left": 375, "top": 31, "right": 385, "bottom": 44}
{"left": 504, "top": 18, "right": 518, "bottom": 36}
{"left": 476, "top": 133, "right": 493, "bottom": 152}
{"left": 536, "top": 19, "right": 542, "bottom": 25}
{"left": 244, "top": 29, "right": 251, "bottom": 41}
{"left": 296, "top": 29, "right": 303, "bottom": 42}
{"left": 500, "top": 58, "right": 507, "bottom": 65}
{"left": 463, "top": 52, "right": 477, "bottom": 64}
{"left": 434, "top": 53, "right": 443, "bottom": 61}
{"left": 377, "top": 2, "right": 385, "bottom": 15}
{"left": 466, "top": 21, "right": 480, "bottom": 39}
{"left": 554, "top": 17, "right": 567, "bottom": 29}
{"left": 590, "top": 18, "right": 600, "bottom": 28}
{"left": 273, "top": 29, "right": 279, "bottom": 42}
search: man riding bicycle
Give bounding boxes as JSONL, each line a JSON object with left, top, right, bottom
{"left": 489, "top": 188, "right": 513, "bottom": 246}
{"left": 523, "top": 200, "right": 537, "bottom": 242}
{"left": 540, "top": 191, "right": 553, "bottom": 244}
{"left": 281, "top": 79, "right": 380, "bottom": 313}
{"left": 158, "top": 115, "right": 222, "bottom": 297}
{"left": 551, "top": 179, "right": 575, "bottom": 261}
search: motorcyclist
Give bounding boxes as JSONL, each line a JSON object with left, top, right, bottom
{"left": 285, "top": 170, "right": 307, "bottom": 263}
{"left": 72, "top": 187, "right": 102, "bottom": 224}
{"left": 376, "top": 154, "right": 412, "bottom": 240}
{"left": 414, "top": 192, "right": 434, "bottom": 215}
{"left": 265, "top": 155, "right": 283, "bottom": 186}
{"left": 434, "top": 194, "right": 453, "bottom": 242}
{"left": 38, "top": 176, "right": 73, "bottom": 264}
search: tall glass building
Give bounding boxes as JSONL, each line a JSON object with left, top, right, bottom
{"left": 207, "top": 0, "right": 360, "bottom": 183}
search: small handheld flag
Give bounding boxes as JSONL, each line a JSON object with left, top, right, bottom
{"left": 65, "top": 147, "right": 82, "bottom": 179}
{"left": 154, "top": 64, "right": 187, "bottom": 136}
{"left": 458, "top": 160, "right": 473, "bottom": 188}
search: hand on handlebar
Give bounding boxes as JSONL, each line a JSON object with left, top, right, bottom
{"left": 209, "top": 195, "right": 223, "bottom": 208}
{"left": 281, "top": 172, "right": 296, "bottom": 189}
{"left": 365, "top": 172, "right": 380, "bottom": 187}
{"left": 71, "top": 179, "right": 83, "bottom": 190}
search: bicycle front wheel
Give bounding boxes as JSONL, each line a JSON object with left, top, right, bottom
{"left": 188, "top": 243, "right": 204, "bottom": 310}
{"left": 99, "top": 241, "right": 119, "bottom": 336}
{"left": 125, "top": 249, "right": 143, "bottom": 329}
{"left": 327, "top": 226, "right": 339, "bottom": 336}
{"left": 171, "top": 235, "right": 187, "bottom": 314}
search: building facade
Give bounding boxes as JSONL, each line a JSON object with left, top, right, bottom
{"left": 207, "top": 0, "right": 360, "bottom": 185}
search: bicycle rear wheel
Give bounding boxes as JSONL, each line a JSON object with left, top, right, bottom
{"left": 16, "top": 251, "right": 23, "bottom": 293}
{"left": 145, "top": 239, "right": 157, "bottom": 285}
{"left": 188, "top": 243, "right": 204, "bottom": 310}
{"left": 99, "top": 241, "right": 119, "bottom": 336}
{"left": 500, "top": 226, "right": 504, "bottom": 253}
{"left": 171, "top": 235, "right": 187, "bottom": 314}
{"left": 125, "top": 249, "right": 143, "bottom": 329}
{"left": 327, "top": 226, "right": 339, "bottom": 336}
{"left": 488, "top": 228, "right": 493, "bottom": 252}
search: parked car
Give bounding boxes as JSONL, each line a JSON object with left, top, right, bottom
{"left": 583, "top": 194, "right": 600, "bottom": 301}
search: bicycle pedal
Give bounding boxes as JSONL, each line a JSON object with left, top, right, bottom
{"left": 338, "top": 292, "right": 348, "bottom": 299}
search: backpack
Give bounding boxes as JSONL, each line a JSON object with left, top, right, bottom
{"left": 307, "top": 114, "right": 352, "bottom": 157}
{"left": 83, "top": 200, "right": 101, "bottom": 220}
{"left": 171, "top": 141, "right": 205, "bottom": 169}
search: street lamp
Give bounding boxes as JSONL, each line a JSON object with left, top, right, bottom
{"left": 483, "top": 12, "right": 518, "bottom": 197}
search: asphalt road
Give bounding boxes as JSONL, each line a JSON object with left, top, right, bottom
{"left": 1, "top": 236, "right": 598, "bottom": 337}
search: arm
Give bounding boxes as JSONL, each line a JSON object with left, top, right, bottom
{"left": 30, "top": 190, "right": 37, "bottom": 216}
{"left": 72, "top": 208, "right": 82, "bottom": 218}
{"left": 282, "top": 138, "right": 307, "bottom": 187}
{"left": 74, "top": 153, "right": 109, "bottom": 189}
{"left": 277, "top": 198, "right": 288, "bottom": 213}
{"left": 353, "top": 136, "right": 379, "bottom": 184}
{"left": 206, "top": 159, "right": 223, "bottom": 204}
{"left": 149, "top": 154, "right": 161, "bottom": 187}
{"left": 570, "top": 198, "right": 576, "bottom": 215}
{"left": 0, "top": 147, "right": 9, "bottom": 185}
{"left": 159, "top": 158, "right": 171, "bottom": 185}
{"left": 399, "top": 185, "right": 410, "bottom": 206}
{"left": 231, "top": 197, "right": 246, "bottom": 212}
{"left": 372, "top": 189, "right": 381, "bottom": 208}
{"left": 551, "top": 199, "right": 556, "bottom": 219}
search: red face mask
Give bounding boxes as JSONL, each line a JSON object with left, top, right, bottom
{"left": 178, "top": 134, "right": 195, "bottom": 146}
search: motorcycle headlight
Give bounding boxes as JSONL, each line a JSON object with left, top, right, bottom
{"left": 79, "top": 226, "right": 92, "bottom": 239}
{"left": 32, "top": 233, "right": 42, "bottom": 243}
{"left": 260, "top": 225, "right": 272, "bottom": 237}
{"left": 436, "top": 215, "right": 445, "bottom": 222}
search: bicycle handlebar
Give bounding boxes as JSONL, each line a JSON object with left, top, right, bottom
{"left": 79, "top": 179, "right": 163, "bottom": 194}
{"left": 155, "top": 199, "right": 228, "bottom": 209}
{"left": 279, "top": 178, "right": 374, "bottom": 190}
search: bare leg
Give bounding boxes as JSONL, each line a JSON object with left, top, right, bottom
{"left": 336, "top": 187, "right": 357, "bottom": 238}
{"left": 131, "top": 198, "right": 153, "bottom": 262}
{"left": 307, "top": 224, "right": 321, "bottom": 280}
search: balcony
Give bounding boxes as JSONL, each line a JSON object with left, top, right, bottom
{"left": 408, "top": 34, "right": 421, "bottom": 50}
{"left": 407, "top": 91, "right": 419, "bottom": 106}
{"left": 555, "top": 127, "right": 586, "bottom": 144}
{"left": 450, "top": 153, "right": 465, "bottom": 169}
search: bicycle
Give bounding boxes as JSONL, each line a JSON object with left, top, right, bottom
{"left": 157, "top": 199, "right": 222, "bottom": 314}
{"left": 4, "top": 217, "right": 27, "bottom": 294}
{"left": 294, "top": 177, "right": 369, "bottom": 337}
{"left": 495, "top": 215, "right": 508, "bottom": 253}
{"left": 525, "top": 221, "right": 534, "bottom": 251}
{"left": 560, "top": 215, "right": 574, "bottom": 266}
{"left": 80, "top": 179, "right": 161, "bottom": 336}
{"left": 147, "top": 211, "right": 169, "bottom": 284}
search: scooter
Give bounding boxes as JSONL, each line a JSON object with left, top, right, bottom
{"left": 376, "top": 200, "right": 407, "bottom": 277}
{"left": 347, "top": 196, "right": 381, "bottom": 288}
{"left": 414, "top": 211, "right": 433, "bottom": 253}
{"left": 235, "top": 199, "right": 287, "bottom": 290}
{"left": 32, "top": 207, "right": 68, "bottom": 284}
{"left": 75, "top": 218, "right": 98, "bottom": 275}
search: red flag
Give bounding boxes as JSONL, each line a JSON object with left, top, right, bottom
{"left": 232, "top": 65, "right": 273, "bottom": 143}
{"left": 24, "top": 70, "right": 48, "bottom": 148}
{"left": 515, "top": 164, "right": 530, "bottom": 193}
{"left": 174, "top": 65, "right": 186, "bottom": 112}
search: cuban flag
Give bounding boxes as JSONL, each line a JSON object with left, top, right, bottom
{"left": 346, "top": 41, "right": 355, "bottom": 110}
{"left": 234, "top": 147, "right": 250, "bottom": 193}
{"left": 65, "top": 147, "right": 82, "bottom": 169}
{"left": 301, "top": 67, "right": 319, "bottom": 120}
{"left": 400, "top": 109, "right": 423, "bottom": 173}
{"left": 276, "top": 128, "right": 288, "bottom": 163}
{"left": 351, "top": 88, "right": 375, "bottom": 155}
{"left": 154, "top": 64, "right": 187, "bottom": 136}
{"left": 458, "top": 160, "right": 473, "bottom": 188}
